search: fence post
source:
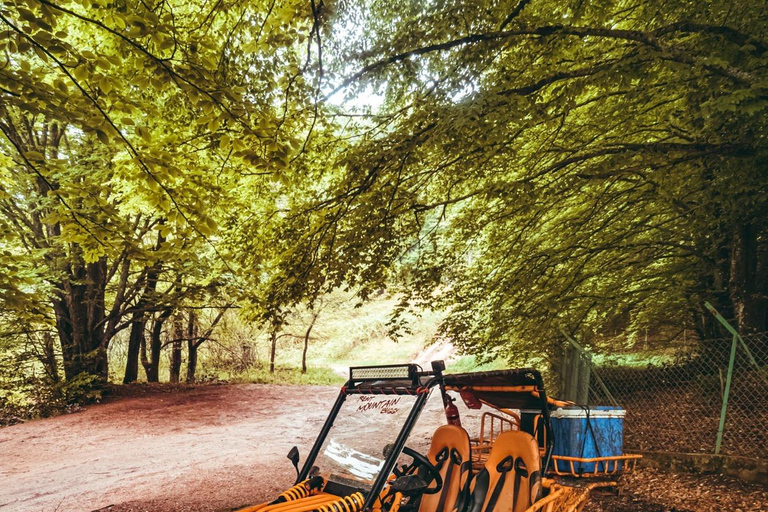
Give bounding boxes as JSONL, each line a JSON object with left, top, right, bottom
{"left": 715, "top": 334, "right": 738, "bottom": 454}
{"left": 705, "top": 302, "right": 768, "bottom": 385}
{"left": 560, "top": 344, "right": 582, "bottom": 402}
{"left": 704, "top": 302, "right": 739, "bottom": 455}
{"left": 560, "top": 329, "right": 602, "bottom": 405}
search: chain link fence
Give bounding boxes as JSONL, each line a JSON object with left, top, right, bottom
{"left": 585, "top": 331, "right": 768, "bottom": 459}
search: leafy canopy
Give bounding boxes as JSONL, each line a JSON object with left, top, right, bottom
{"left": 270, "top": 0, "right": 768, "bottom": 358}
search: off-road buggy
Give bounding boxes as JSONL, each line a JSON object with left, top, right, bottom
{"left": 235, "top": 362, "right": 638, "bottom": 512}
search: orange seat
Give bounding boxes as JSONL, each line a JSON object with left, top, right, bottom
{"left": 418, "top": 425, "right": 472, "bottom": 512}
{"left": 465, "top": 431, "right": 542, "bottom": 512}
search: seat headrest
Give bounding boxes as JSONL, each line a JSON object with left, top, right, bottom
{"left": 429, "top": 425, "right": 471, "bottom": 453}
{"left": 484, "top": 430, "right": 540, "bottom": 474}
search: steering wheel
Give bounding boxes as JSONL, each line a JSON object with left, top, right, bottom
{"left": 391, "top": 446, "right": 443, "bottom": 495}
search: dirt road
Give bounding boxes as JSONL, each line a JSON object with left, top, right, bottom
{"left": 2, "top": 384, "right": 766, "bottom": 512}
{"left": 1, "top": 384, "right": 341, "bottom": 512}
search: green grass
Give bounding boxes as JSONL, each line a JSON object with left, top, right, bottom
{"left": 446, "top": 355, "right": 508, "bottom": 373}
{"left": 592, "top": 351, "right": 677, "bottom": 367}
{"left": 265, "top": 295, "right": 449, "bottom": 374}
{"left": 223, "top": 366, "right": 346, "bottom": 386}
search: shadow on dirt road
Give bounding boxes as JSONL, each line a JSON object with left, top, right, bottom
{"left": 1, "top": 384, "right": 342, "bottom": 512}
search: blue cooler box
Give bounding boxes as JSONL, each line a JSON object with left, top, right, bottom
{"left": 550, "top": 406, "right": 626, "bottom": 474}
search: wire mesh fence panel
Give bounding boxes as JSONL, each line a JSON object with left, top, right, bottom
{"left": 588, "top": 332, "right": 768, "bottom": 459}
{"left": 720, "top": 332, "right": 768, "bottom": 458}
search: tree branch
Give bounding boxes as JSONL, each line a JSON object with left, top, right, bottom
{"left": 327, "top": 22, "right": 755, "bottom": 98}
{"left": 499, "top": 0, "right": 532, "bottom": 29}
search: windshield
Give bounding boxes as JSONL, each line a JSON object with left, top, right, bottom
{"left": 315, "top": 393, "right": 422, "bottom": 491}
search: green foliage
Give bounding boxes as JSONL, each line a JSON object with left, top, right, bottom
{"left": 0, "top": 359, "right": 101, "bottom": 424}
{"left": 0, "top": 0, "right": 319, "bottom": 390}
{"left": 55, "top": 371, "right": 103, "bottom": 403}
{"left": 271, "top": 0, "right": 768, "bottom": 360}
{"left": 447, "top": 355, "right": 509, "bottom": 374}
{"left": 186, "top": 292, "right": 447, "bottom": 381}
{"left": 1, "top": 0, "right": 767, "bottom": 416}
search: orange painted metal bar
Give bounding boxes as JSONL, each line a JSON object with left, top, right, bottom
{"left": 235, "top": 503, "right": 271, "bottom": 512}
{"left": 448, "top": 385, "right": 538, "bottom": 392}
{"left": 388, "top": 492, "right": 403, "bottom": 512}
{"left": 272, "top": 494, "right": 338, "bottom": 510}
{"left": 553, "top": 454, "right": 643, "bottom": 461}
{"left": 565, "top": 482, "right": 616, "bottom": 512}
{"left": 530, "top": 391, "right": 573, "bottom": 407}
{"left": 235, "top": 478, "right": 327, "bottom": 512}
{"left": 234, "top": 493, "right": 333, "bottom": 512}
{"left": 524, "top": 481, "right": 617, "bottom": 512}
{"left": 550, "top": 454, "right": 642, "bottom": 477}
{"left": 248, "top": 494, "right": 338, "bottom": 512}
{"left": 478, "top": 411, "right": 519, "bottom": 451}
{"left": 446, "top": 385, "right": 573, "bottom": 408}
{"left": 524, "top": 485, "right": 568, "bottom": 512}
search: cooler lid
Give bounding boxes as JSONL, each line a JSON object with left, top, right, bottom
{"left": 551, "top": 406, "right": 626, "bottom": 419}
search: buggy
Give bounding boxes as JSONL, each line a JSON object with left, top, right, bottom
{"left": 235, "top": 362, "right": 638, "bottom": 512}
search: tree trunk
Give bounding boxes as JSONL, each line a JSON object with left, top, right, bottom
{"left": 140, "top": 332, "right": 150, "bottom": 379}
{"left": 270, "top": 328, "right": 277, "bottom": 373}
{"left": 169, "top": 316, "right": 183, "bottom": 384}
{"left": 729, "top": 223, "right": 768, "bottom": 333}
{"left": 52, "top": 255, "right": 109, "bottom": 383}
{"left": 2, "top": 115, "right": 108, "bottom": 385}
{"left": 147, "top": 309, "right": 173, "bottom": 382}
{"left": 302, "top": 311, "right": 319, "bottom": 374}
{"left": 124, "top": 311, "right": 146, "bottom": 384}
{"left": 124, "top": 234, "right": 164, "bottom": 383}
{"left": 41, "top": 331, "right": 59, "bottom": 383}
{"left": 186, "top": 340, "right": 198, "bottom": 382}
{"left": 186, "top": 311, "right": 199, "bottom": 383}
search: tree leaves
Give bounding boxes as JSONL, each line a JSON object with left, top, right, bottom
{"left": 0, "top": 0, "right": 317, "bottom": 383}
{"left": 96, "top": 129, "right": 109, "bottom": 144}
{"left": 135, "top": 126, "right": 151, "bottom": 143}
{"left": 272, "top": 0, "right": 768, "bottom": 356}
{"left": 3, "top": 0, "right": 765, "bottom": 386}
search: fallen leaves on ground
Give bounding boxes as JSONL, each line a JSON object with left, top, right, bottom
{"left": 591, "top": 467, "right": 768, "bottom": 512}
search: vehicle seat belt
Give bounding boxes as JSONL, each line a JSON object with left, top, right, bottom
{"left": 481, "top": 456, "right": 514, "bottom": 512}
